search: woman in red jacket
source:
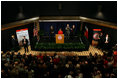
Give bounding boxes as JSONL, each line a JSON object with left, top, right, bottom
{"left": 58, "top": 28, "right": 63, "bottom": 34}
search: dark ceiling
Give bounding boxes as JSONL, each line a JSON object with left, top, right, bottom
{"left": 1, "top": 1, "right": 117, "bottom": 24}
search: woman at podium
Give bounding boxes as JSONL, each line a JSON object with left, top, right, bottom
{"left": 58, "top": 28, "right": 63, "bottom": 34}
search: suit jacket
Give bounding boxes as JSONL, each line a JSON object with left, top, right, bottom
{"left": 11, "top": 38, "right": 18, "bottom": 48}
{"left": 50, "top": 28, "right": 54, "bottom": 34}
{"left": 65, "top": 27, "right": 71, "bottom": 34}
{"left": 11, "top": 38, "right": 16, "bottom": 47}
{"left": 98, "top": 35, "right": 104, "bottom": 43}
{"left": 22, "top": 39, "right": 28, "bottom": 46}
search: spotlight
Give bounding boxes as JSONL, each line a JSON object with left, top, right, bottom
{"left": 58, "top": 3, "right": 62, "bottom": 10}
{"left": 17, "top": 6, "right": 25, "bottom": 19}
{"left": 96, "top": 5, "right": 104, "bottom": 19}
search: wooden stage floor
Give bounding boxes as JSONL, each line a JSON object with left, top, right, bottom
{"left": 16, "top": 45, "right": 103, "bottom": 56}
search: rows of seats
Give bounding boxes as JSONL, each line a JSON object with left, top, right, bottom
{"left": 1, "top": 49, "right": 117, "bottom": 78}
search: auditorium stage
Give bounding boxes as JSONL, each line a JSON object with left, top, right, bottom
{"left": 16, "top": 45, "right": 103, "bottom": 56}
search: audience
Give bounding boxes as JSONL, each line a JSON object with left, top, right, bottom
{"left": 1, "top": 50, "right": 117, "bottom": 78}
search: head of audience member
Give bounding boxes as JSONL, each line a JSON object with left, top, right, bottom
{"left": 1, "top": 49, "right": 117, "bottom": 78}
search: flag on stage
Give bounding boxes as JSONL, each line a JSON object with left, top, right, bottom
{"left": 84, "top": 26, "right": 88, "bottom": 39}
{"left": 33, "top": 23, "right": 38, "bottom": 37}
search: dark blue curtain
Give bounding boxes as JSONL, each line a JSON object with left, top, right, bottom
{"left": 39, "top": 22, "right": 80, "bottom": 36}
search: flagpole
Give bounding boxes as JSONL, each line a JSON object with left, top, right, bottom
{"left": 80, "top": 21, "right": 83, "bottom": 31}
{"left": 36, "top": 20, "right": 40, "bottom": 41}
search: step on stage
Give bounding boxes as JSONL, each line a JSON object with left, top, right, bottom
{"left": 32, "top": 36, "right": 90, "bottom": 51}
{"left": 17, "top": 45, "right": 103, "bottom": 56}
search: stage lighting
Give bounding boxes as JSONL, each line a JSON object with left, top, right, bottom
{"left": 58, "top": 3, "right": 62, "bottom": 10}
{"left": 95, "top": 5, "right": 104, "bottom": 19}
{"left": 17, "top": 6, "right": 25, "bottom": 19}
{"left": 18, "top": 12, "right": 24, "bottom": 19}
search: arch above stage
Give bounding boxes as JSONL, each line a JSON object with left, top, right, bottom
{"left": 1, "top": 16, "right": 117, "bottom": 31}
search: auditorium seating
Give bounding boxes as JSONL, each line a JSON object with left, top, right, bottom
{"left": 1, "top": 49, "right": 117, "bottom": 78}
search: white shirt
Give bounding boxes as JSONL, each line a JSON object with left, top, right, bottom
{"left": 24, "top": 39, "right": 26, "bottom": 44}
{"left": 105, "top": 36, "right": 108, "bottom": 43}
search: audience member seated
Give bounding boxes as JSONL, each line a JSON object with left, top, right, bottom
{"left": 1, "top": 50, "right": 117, "bottom": 78}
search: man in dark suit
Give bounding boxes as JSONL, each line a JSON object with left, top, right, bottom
{"left": 11, "top": 35, "right": 18, "bottom": 51}
{"left": 49, "top": 25, "right": 54, "bottom": 42}
{"left": 98, "top": 32, "right": 104, "bottom": 49}
{"left": 65, "top": 24, "right": 71, "bottom": 39}
{"left": 70, "top": 25, "right": 76, "bottom": 40}
{"left": 22, "top": 36, "right": 29, "bottom": 53}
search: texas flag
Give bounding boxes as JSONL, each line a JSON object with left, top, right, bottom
{"left": 84, "top": 26, "right": 88, "bottom": 39}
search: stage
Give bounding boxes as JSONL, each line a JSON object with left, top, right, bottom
{"left": 32, "top": 35, "right": 90, "bottom": 51}
{"left": 16, "top": 45, "right": 103, "bottom": 56}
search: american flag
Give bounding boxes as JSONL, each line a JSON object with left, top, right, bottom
{"left": 33, "top": 23, "right": 38, "bottom": 37}
{"left": 84, "top": 26, "right": 88, "bottom": 39}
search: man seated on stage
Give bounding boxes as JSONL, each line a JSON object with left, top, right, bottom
{"left": 58, "top": 28, "right": 63, "bottom": 34}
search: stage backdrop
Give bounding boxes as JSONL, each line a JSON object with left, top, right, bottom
{"left": 83, "top": 22, "right": 117, "bottom": 46}
{"left": 1, "top": 23, "right": 34, "bottom": 52}
{"left": 16, "top": 28, "right": 30, "bottom": 46}
{"left": 39, "top": 21, "right": 81, "bottom": 36}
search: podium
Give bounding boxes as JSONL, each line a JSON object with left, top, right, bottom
{"left": 92, "top": 40, "right": 98, "bottom": 47}
{"left": 56, "top": 34, "right": 64, "bottom": 44}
